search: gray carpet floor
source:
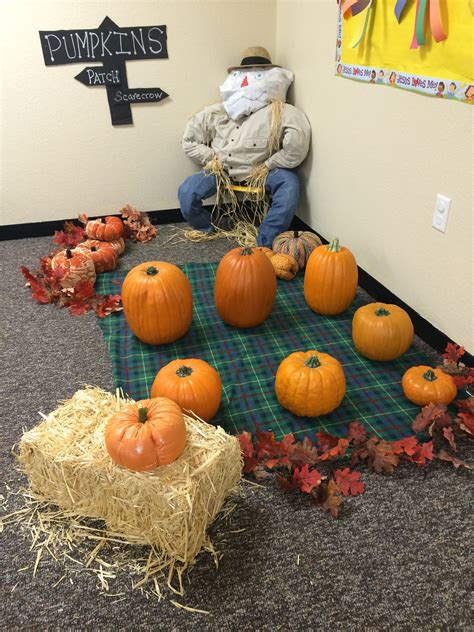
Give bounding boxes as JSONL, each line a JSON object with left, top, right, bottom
{"left": 1, "top": 224, "right": 472, "bottom": 631}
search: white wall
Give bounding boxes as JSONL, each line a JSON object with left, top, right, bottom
{"left": 0, "top": 0, "right": 276, "bottom": 225}
{"left": 276, "top": 0, "right": 473, "bottom": 352}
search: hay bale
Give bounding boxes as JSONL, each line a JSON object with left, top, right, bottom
{"left": 18, "top": 387, "right": 242, "bottom": 563}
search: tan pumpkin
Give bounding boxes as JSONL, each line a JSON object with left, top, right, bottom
{"left": 402, "top": 366, "right": 457, "bottom": 406}
{"left": 275, "top": 350, "right": 346, "bottom": 417}
{"left": 86, "top": 216, "right": 124, "bottom": 241}
{"left": 122, "top": 261, "right": 193, "bottom": 345}
{"left": 105, "top": 397, "right": 186, "bottom": 471}
{"left": 271, "top": 253, "right": 299, "bottom": 280}
{"left": 304, "top": 237, "right": 358, "bottom": 315}
{"left": 352, "top": 303, "right": 414, "bottom": 361}
{"left": 214, "top": 246, "right": 276, "bottom": 328}
{"left": 272, "top": 230, "right": 322, "bottom": 268}
{"left": 51, "top": 248, "right": 96, "bottom": 289}
{"left": 76, "top": 240, "right": 118, "bottom": 273}
{"left": 255, "top": 246, "right": 275, "bottom": 261}
{"left": 151, "top": 358, "right": 222, "bottom": 422}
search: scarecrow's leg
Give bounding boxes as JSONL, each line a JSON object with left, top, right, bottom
{"left": 257, "top": 169, "right": 300, "bottom": 247}
{"left": 178, "top": 170, "right": 217, "bottom": 232}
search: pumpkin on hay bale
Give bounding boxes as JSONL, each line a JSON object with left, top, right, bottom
{"left": 18, "top": 387, "right": 242, "bottom": 565}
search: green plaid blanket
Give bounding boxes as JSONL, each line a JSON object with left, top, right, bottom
{"left": 96, "top": 263, "right": 429, "bottom": 441}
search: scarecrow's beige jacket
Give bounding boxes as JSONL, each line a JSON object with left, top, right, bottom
{"left": 182, "top": 102, "right": 311, "bottom": 182}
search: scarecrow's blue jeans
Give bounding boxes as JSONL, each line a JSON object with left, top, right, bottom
{"left": 177, "top": 168, "right": 300, "bottom": 247}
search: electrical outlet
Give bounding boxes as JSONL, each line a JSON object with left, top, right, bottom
{"left": 432, "top": 194, "right": 451, "bottom": 233}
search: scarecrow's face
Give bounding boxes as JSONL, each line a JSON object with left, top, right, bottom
{"left": 220, "top": 67, "right": 293, "bottom": 119}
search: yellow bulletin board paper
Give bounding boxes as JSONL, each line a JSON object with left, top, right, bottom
{"left": 335, "top": 1, "right": 474, "bottom": 104}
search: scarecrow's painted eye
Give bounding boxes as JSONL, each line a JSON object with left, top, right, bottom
{"left": 232, "top": 71, "right": 240, "bottom": 78}
{"left": 255, "top": 72, "right": 264, "bottom": 80}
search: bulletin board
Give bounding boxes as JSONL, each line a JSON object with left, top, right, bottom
{"left": 335, "top": 1, "right": 474, "bottom": 103}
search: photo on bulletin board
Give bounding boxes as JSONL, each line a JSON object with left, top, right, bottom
{"left": 335, "top": 1, "right": 474, "bottom": 104}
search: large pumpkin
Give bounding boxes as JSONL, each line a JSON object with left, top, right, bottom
{"left": 86, "top": 216, "right": 124, "bottom": 241}
{"left": 151, "top": 358, "right": 222, "bottom": 422}
{"left": 122, "top": 261, "right": 193, "bottom": 345}
{"left": 402, "top": 366, "right": 457, "bottom": 406}
{"left": 214, "top": 246, "right": 276, "bottom": 328}
{"left": 105, "top": 397, "right": 186, "bottom": 471}
{"left": 304, "top": 237, "right": 358, "bottom": 315}
{"left": 51, "top": 248, "right": 96, "bottom": 289}
{"left": 76, "top": 240, "right": 118, "bottom": 273}
{"left": 352, "top": 303, "right": 414, "bottom": 361}
{"left": 275, "top": 350, "right": 346, "bottom": 417}
{"left": 272, "top": 230, "right": 322, "bottom": 268}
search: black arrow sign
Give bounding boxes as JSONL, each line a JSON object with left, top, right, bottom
{"left": 74, "top": 66, "right": 122, "bottom": 86}
{"left": 112, "top": 88, "right": 169, "bottom": 104}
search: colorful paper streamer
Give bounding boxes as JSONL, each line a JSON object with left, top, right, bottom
{"left": 342, "top": 0, "right": 374, "bottom": 47}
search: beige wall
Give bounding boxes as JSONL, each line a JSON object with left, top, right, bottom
{"left": 276, "top": 0, "right": 473, "bottom": 352}
{"left": 0, "top": 0, "right": 275, "bottom": 225}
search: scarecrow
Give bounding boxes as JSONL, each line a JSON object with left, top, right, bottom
{"left": 178, "top": 46, "right": 311, "bottom": 247}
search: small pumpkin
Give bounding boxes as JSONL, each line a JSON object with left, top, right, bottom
{"left": 151, "top": 358, "right": 222, "bottom": 422}
{"left": 352, "top": 303, "right": 414, "bottom": 361}
{"left": 51, "top": 248, "right": 96, "bottom": 289}
{"left": 86, "top": 216, "right": 124, "bottom": 242}
{"left": 122, "top": 261, "right": 193, "bottom": 345}
{"left": 76, "top": 240, "right": 118, "bottom": 273}
{"left": 402, "top": 366, "right": 457, "bottom": 406}
{"left": 275, "top": 350, "right": 346, "bottom": 417}
{"left": 255, "top": 246, "right": 275, "bottom": 261}
{"left": 214, "top": 246, "right": 276, "bottom": 328}
{"left": 304, "top": 237, "right": 358, "bottom": 315}
{"left": 271, "top": 253, "right": 299, "bottom": 280}
{"left": 272, "top": 230, "right": 322, "bottom": 268}
{"left": 107, "top": 237, "right": 126, "bottom": 256}
{"left": 105, "top": 397, "right": 186, "bottom": 471}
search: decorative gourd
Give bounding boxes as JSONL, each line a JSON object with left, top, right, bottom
{"left": 51, "top": 248, "right": 96, "bottom": 289}
{"left": 255, "top": 246, "right": 275, "bottom": 261}
{"left": 122, "top": 261, "right": 193, "bottom": 345}
{"left": 271, "top": 253, "right": 299, "bottom": 280}
{"left": 304, "top": 237, "right": 358, "bottom": 315}
{"left": 105, "top": 397, "right": 186, "bottom": 471}
{"left": 86, "top": 216, "right": 124, "bottom": 242}
{"left": 76, "top": 240, "right": 118, "bottom": 273}
{"left": 352, "top": 303, "right": 414, "bottom": 361}
{"left": 272, "top": 230, "right": 322, "bottom": 268}
{"left": 151, "top": 358, "right": 222, "bottom": 422}
{"left": 107, "top": 237, "right": 126, "bottom": 256}
{"left": 402, "top": 366, "right": 457, "bottom": 406}
{"left": 214, "top": 246, "right": 276, "bottom": 328}
{"left": 275, "top": 350, "right": 346, "bottom": 417}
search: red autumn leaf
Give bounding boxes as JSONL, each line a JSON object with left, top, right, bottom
{"left": 239, "top": 432, "right": 258, "bottom": 474}
{"left": 454, "top": 397, "right": 474, "bottom": 415}
{"left": 78, "top": 213, "right": 89, "bottom": 225}
{"left": 94, "top": 294, "right": 123, "bottom": 318}
{"left": 334, "top": 468, "right": 365, "bottom": 497}
{"left": 68, "top": 301, "right": 91, "bottom": 316}
{"left": 53, "top": 222, "right": 85, "bottom": 248}
{"left": 442, "top": 343, "right": 465, "bottom": 362}
{"left": 275, "top": 472, "right": 298, "bottom": 491}
{"left": 21, "top": 266, "right": 52, "bottom": 304}
{"left": 452, "top": 371, "right": 474, "bottom": 389}
{"left": 391, "top": 435, "right": 419, "bottom": 456}
{"left": 255, "top": 430, "right": 282, "bottom": 460}
{"left": 457, "top": 412, "right": 474, "bottom": 436}
{"left": 347, "top": 420, "right": 368, "bottom": 445}
{"left": 350, "top": 444, "right": 369, "bottom": 467}
{"left": 412, "top": 403, "right": 452, "bottom": 434}
{"left": 281, "top": 433, "right": 296, "bottom": 453}
{"left": 366, "top": 438, "right": 399, "bottom": 474}
{"left": 291, "top": 464, "right": 323, "bottom": 494}
{"left": 288, "top": 436, "right": 319, "bottom": 466}
{"left": 408, "top": 440, "right": 433, "bottom": 467}
{"left": 442, "top": 427, "right": 457, "bottom": 450}
{"left": 319, "top": 479, "right": 341, "bottom": 518}
{"left": 437, "top": 449, "right": 471, "bottom": 470}
{"left": 319, "top": 438, "right": 349, "bottom": 461}
{"left": 72, "top": 280, "right": 95, "bottom": 302}
{"left": 315, "top": 431, "right": 339, "bottom": 452}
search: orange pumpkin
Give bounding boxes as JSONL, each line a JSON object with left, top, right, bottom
{"left": 105, "top": 397, "right": 186, "bottom": 471}
{"left": 275, "top": 350, "right": 346, "bottom": 417}
{"left": 255, "top": 246, "right": 275, "bottom": 261}
{"left": 352, "top": 303, "right": 414, "bottom": 361}
{"left": 86, "top": 216, "right": 124, "bottom": 241}
{"left": 51, "top": 248, "right": 96, "bottom": 289}
{"left": 402, "top": 366, "right": 457, "bottom": 407}
{"left": 122, "top": 261, "right": 193, "bottom": 345}
{"left": 214, "top": 246, "right": 276, "bottom": 328}
{"left": 272, "top": 230, "right": 322, "bottom": 268}
{"left": 107, "top": 237, "right": 126, "bottom": 256}
{"left": 271, "top": 253, "right": 299, "bottom": 280}
{"left": 151, "top": 358, "right": 222, "bottom": 422}
{"left": 77, "top": 240, "right": 118, "bottom": 273}
{"left": 304, "top": 237, "right": 358, "bottom": 315}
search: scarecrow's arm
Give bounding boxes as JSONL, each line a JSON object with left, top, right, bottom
{"left": 182, "top": 107, "right": 218, "bottom": 166}
{"left": 265, "top": 106, "right": 311, "bottom": 171}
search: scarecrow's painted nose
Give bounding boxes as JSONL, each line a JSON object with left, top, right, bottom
{"left": 240, "top": 75, "right": 248, "bottom": 88}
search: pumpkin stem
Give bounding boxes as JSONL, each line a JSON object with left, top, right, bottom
{"left": 176, "top": 365, "right": 193, "bottom": 378}
{"left": 66, "top": 248, "right": 73, "bottom": 259}
{"left": 305, "top": 355, "right": 321, "bottom": 368}
{"left": 146, "top": 266, "right": 158, "bottom": 276}
{"left": 423, "top": 369, "right": 438, "bottom": 382}
{"left": 375, "top": 307, "right": 391, "bottom": 316}
{"left": 240, "top": 247, "right": 253, "bottom": 256}
{"left": 137, "top": 407, "right": 148, "bottom": 423}
{"left": 91, "top": 246, "right": 97, "bottom": 252}
{"left": 327, "top": 238, "right": 340, "bottom": 252}
{"left": 293, "top": 230, "right": 299, "bottom": 238}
